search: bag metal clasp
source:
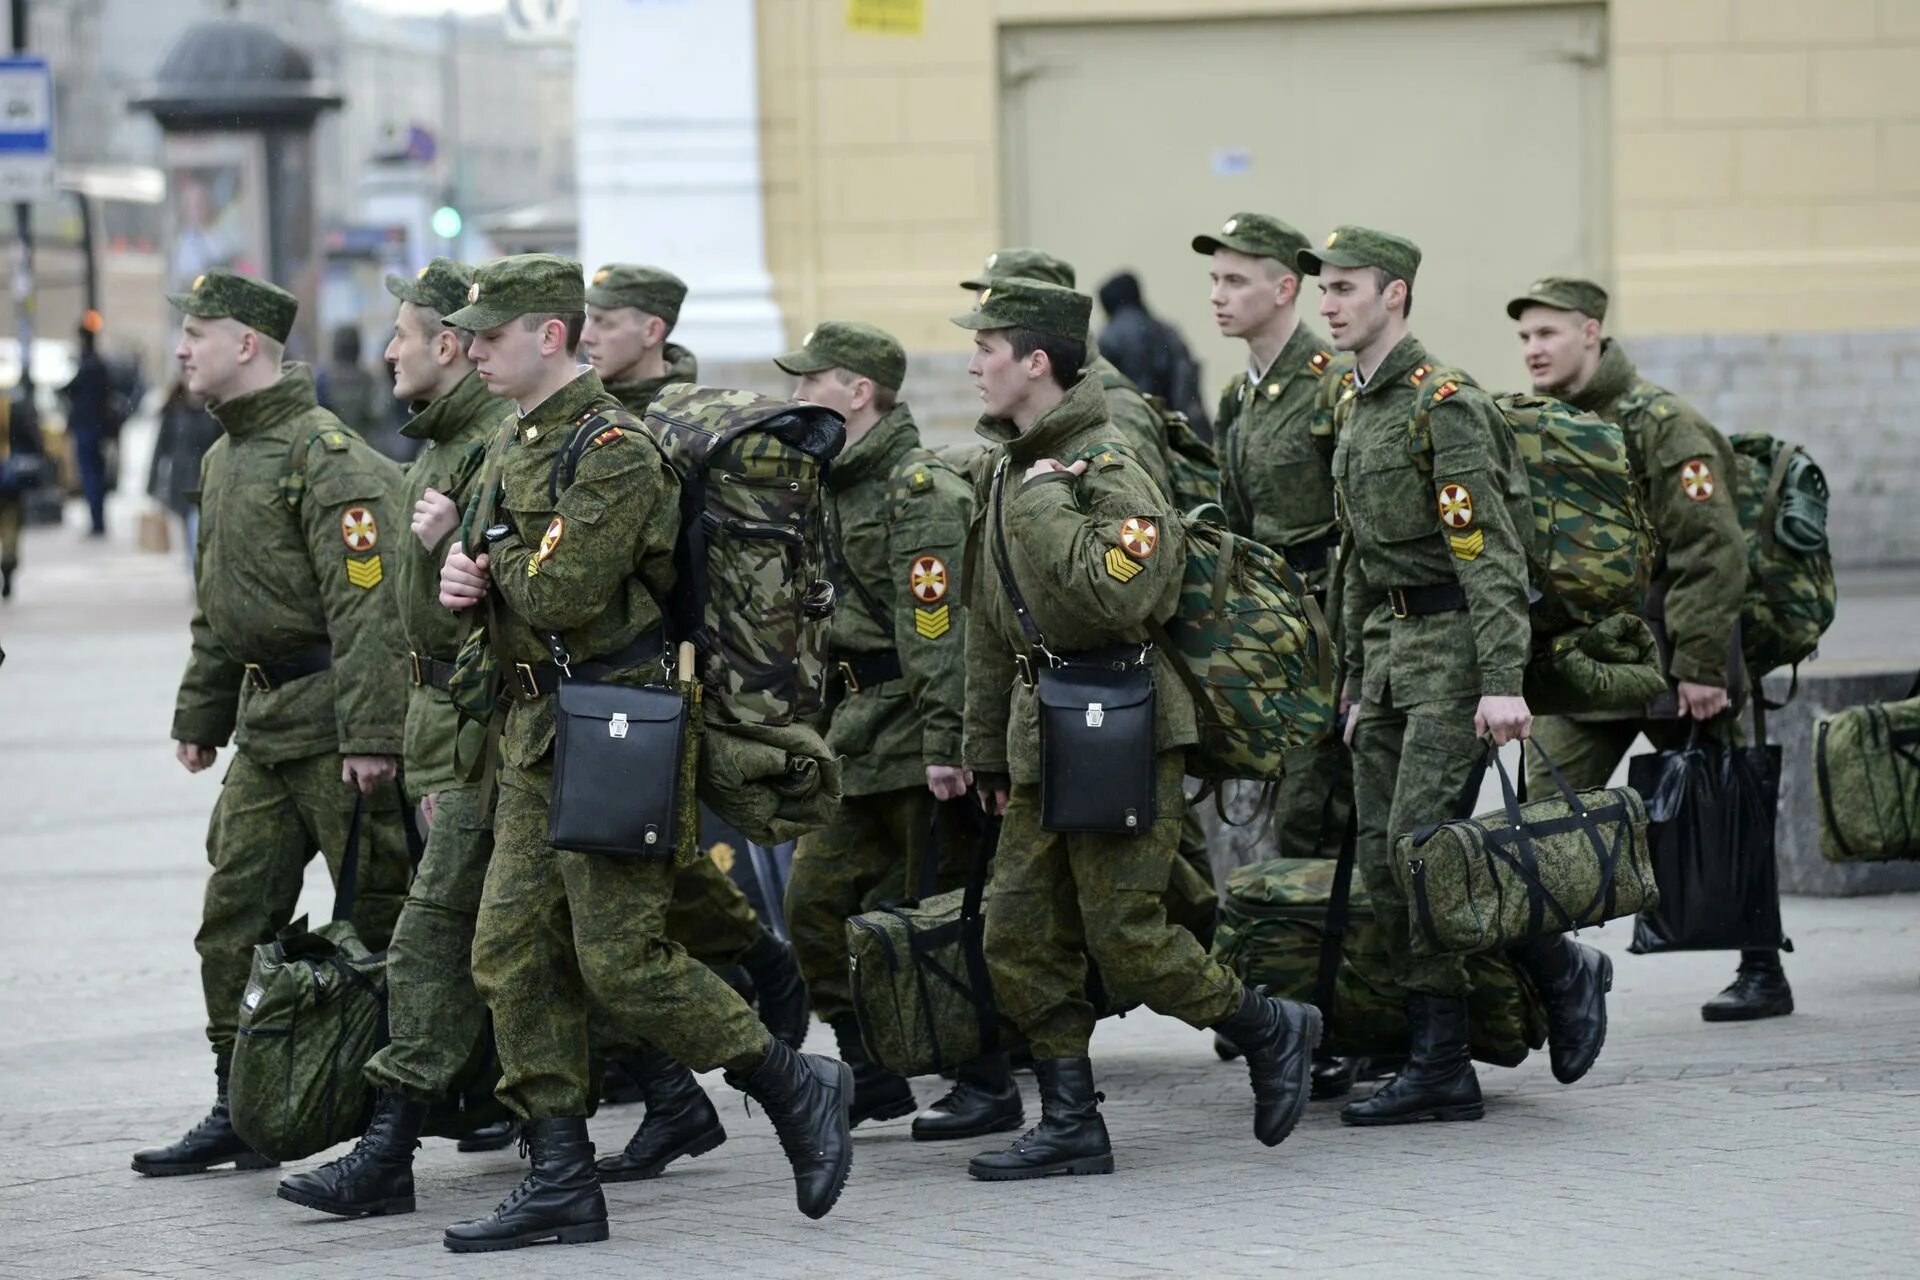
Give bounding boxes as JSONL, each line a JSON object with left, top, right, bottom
{"left": 1085, "top": 702, "right": 1105, "bottom": 729}
{"left": 609, "top": 712, "right": 629, "bottom": 740}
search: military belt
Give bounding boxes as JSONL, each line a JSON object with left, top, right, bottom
{"left": 831, "top": 650, "right": 902, "bottom": 694}
{"left": 1280, "top": 530, "right": 1341, "bottom": 575}
{"left": 511, "top": 628, "right": 667, "bottom": 699}
{"left": 1384, "top": 583, "right": 1469, "bottom": 620}
{"left": 243, "top": 644, "right": 332, "bottom": 693}
{"left": 409, "top": 652, "right": 459, "bottom": 692}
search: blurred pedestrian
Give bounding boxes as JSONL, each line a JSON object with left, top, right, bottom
{"left": 61, "top": 326, "right": 115, "bottom": 537}
{"left": 147, "top": 380, "right": 222, "bottom": 578}
{"left": 1095, "top": 270, "right": 1210, "bottom": 434}
{"left": 320, "top": 323, "right": 414, "bottom": 462}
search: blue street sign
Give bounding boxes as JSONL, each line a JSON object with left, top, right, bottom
{"left": 0, "top": 56, "right": 54, "bottom": 199}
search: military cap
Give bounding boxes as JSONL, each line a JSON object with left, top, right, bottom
{"left": 950, "top": 279, "right": 1091, "bottom": 344}
{"left": 959, "top": 248, "right": 1076, "bottom": 292}
{"left": 585, "top": 263, "right": 688, "bottom": 327}
{"left": 1506, "top": 276, "right": 1609, "bottom": 322}
{"left": 166, "top": 269, "right": 298, "bottom": 344}
{"left": 385, "top": 257, "right": 475, "bottom": 319}
{"left": 774, "top": 320, "right": 907, "bottom": 391}
{"left": 1191, "top": 212, "right": 1311, "bottom": 267}
{"left": 1295, "top": 225, "right": 1422, "bottom": 282}
{"left": 440, "top": 253, "right": 585, "bottom": 331}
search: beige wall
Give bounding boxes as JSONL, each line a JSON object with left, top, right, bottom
{"left": 758, "top": 0, "right": 1920, "bottom": 350}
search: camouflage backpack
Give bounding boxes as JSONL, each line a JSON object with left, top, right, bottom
{"left": 1141, "top": 392, "right": 1223, "bottom": 516}
{"left": 1728, "top": 433, "right": 1836, "bottom": 681}
{"left": 1409, "top": 372, "right": 1652, "bottom": 637}
{"left": 641, "top": 385, "right": 846, "bottom": 727}
{"left": 1150, "top": 518, "right": 1340, "bottom": 784}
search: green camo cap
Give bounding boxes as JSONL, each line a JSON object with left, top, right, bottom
{"left": 1506, "top": 276, "right": 1609, "bottom": 322}
{"left": 166, "top": 269, "right": 297, "bottom": 344}
{"left": 959, "top": 247, "right": 1076, "bottom": 292}
{"left": 585, "top": 263, "right": 688, "bottom": 327}
{"left": 951, "top": 279, "right": 1090, "bottom": 344}
{"left": 774, "top": 320, "right": 907, "bottom": 391}
{"left": 385, "top": 257, "right": 475, "bottom": 318}
{"left": 1192, "top": 212, "right": 1311, "bottom": 267}
{"left": 441, "top": 253, "right": 585, "bottom": 331}
{"left": 1295, "top": 225, "right": 1422, "bottom": 282}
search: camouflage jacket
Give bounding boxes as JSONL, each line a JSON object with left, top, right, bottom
{"left": 962, "top": 372, "right": 1196, "bottom": 784}
{"left": 603, "top": 343, "right": 697, "bottom": 416}
{"left": 478, "top": 368, "right": 680, "bottom": 773}
{"left": 395, "top": 369, "right": 506, "bottom": 794}
{"left": 1570, "top": 341, "right": 1745, "bottom": 688}
{"left": 1215, "top": 322, "right": 1346, "bottom": 585}
{"left": 823, "top": 404, "right": 971, "bottom": 795}
{"left": 1092, "top": 356, "right": 1176, "bottom": 504}
{"left": 172, "top": 364, "right": 407, "bottom": 763}
{"left": 1332, "top": 335, "right": 1531, "bottom": 707}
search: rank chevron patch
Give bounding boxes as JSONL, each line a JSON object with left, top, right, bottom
{"left": 345, "top": 555, "right": 384, "bottom": 589}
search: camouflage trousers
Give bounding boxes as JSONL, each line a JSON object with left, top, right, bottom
{"left": 1171, "top": 809, "right": 1220, "bottom": 946}
{"left": 984, "top": 753, "right": 1243, "bottom": 1060}
{"left": 362, "top": 782, "right": 493, "bottom": 1102}
{"left": 0, "top": 495, "right": 18, "bottom": 570}
{"left": 1350, "top": 697, "right": 1476, "bottom": 999}
{"left": 472, "top": 763, "right": 772, "bottom": 1120}
{"left": 666, "top": 848, "right": 767, "bottom": 968}
{"left": 1527, "top": 712, "right": 1742, "bottom": 796}
{"left": 1271, "top": 736, "right": 1355, "bottom": 862}
{"left": 196, "top": 750, "right": 412, "bottom": 1053}
{"left": 787, "top": 788, "right": 976, "bottom": 1025}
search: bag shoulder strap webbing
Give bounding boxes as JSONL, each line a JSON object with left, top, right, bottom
{"left": 1312, "top": 812, "right": 1360, "bottom": 1018}
{"left": 988, "top": 456, "right": 1047, "bottom": 652}
{"left": 956, "top": 808, "right": 1001, "bottom": 1055}
{"left": 826, "top": 493, "right": 894, "bottom": 639}
{"left": 330, "top": 779, "right": 422, "bottom": 926}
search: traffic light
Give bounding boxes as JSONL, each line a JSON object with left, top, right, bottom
{"left": 431, "top": 205, "right": 463, "bottom": 240}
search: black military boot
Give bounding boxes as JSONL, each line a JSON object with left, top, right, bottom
{"left": 967, "top": 1057, "right": 1113, "bottom": 1180}
{"left": 828, "top": 1015, "right": 917, "bottom": 1126}
{"left": 277, "top": 1090, "right": 427, "bottom": 1217}
{"left": 725, "top": 1039, "right": 854, "bottom": 1219}
{"left": 1513, "top": 934, "right": 1613, "bottom": 1084}
{"left": 1311, "top": 1053, "right": 1359, "bottom": 1101}
{"left": 1340, "top": 995, "right": 1483, "bottom": 1126}
{"left": 912, "top": 1052, "right": 1023, "bottom": 1141}
{"left": 1702, "top": 950, "right": 1795, "bottom": 1022}
{"left": 130, "top": 1052, "right": 279, "bottom": 1176}
{"left": 741, "top": 931, "right": 811, "bottom": 1049}
{"left": 1213, "top": 986, "right": 1321, "bottom": 1146}
{"left": 457, "top": 1118, "right": 519, "bottom": 1153}
{"left": 0, "top": 560, "right": 13, "bottom": 600}
{"left": 595, "top": 1049, "right": 726, "bottom": 1181}
{"left": 442, "top": 1118, "right": 608, "bottom": 1252}
{"left": 1213, "top": 1032, "right": 1243, "bottom": 1061}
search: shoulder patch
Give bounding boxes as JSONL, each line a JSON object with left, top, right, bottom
{"left": 590, "top": 425, "right": 623, "bottom": 448}
{"left": 1308, "top": 351, "right": 1332, "bottom": 376}
{"left": 1408, "top": 364, "right": 1433, "bottom": 387}
{"left": 314, "top": 429, "right": 352, "bottom": 453}
{"left": 909, "top": 468, "right": 935, "bottom": 493}
{"left": 1432, "top": 380, "right": 1460, "bottom": 404}
{"left": 345, "top": 554, "right": 383, "bottom": 589}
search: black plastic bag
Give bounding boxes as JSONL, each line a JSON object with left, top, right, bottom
{"left": 1628, "top": 735, "right": 1792, "bottom": 953}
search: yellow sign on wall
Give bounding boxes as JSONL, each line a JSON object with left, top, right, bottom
{"left": 846, "top": 0, "right": 923, "bottom": 36}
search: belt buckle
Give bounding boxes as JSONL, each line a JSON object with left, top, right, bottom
{"left": 243, "top": 663, "right": 273, "bottom": 694}
{"left": 1014, "top": 653, "right": 1035, "bottom": 687}
{"left": 836, "top": 659, "right": 860, "bottom": 694}
{"left": 408, "top": 652, "right": 424, "bottom": 687}
{"left": 514, "top": 662, "right": 542, "bottom": 698}
{"left": 1388, "top": 589, "right": 1409, "bottom": 620}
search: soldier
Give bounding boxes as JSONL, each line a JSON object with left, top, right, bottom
{"left": 1302, "top": 228, "right": 1608, "bottom": 1126}
{"left": 954, "top": 279, "right": 1317, "bottom": 1179}
{"left": 1511, "top": 277, "right": 1788, "bottom": 1021}
{"left": 133, "top": 270, "right": 413, "bottom": 1175}
{"left": 770, "top": 321, "right": 1019, "bottom": 1140}
{"left": 435, "top": 255, "right": 852, "bottom": 1249}
{"left": 1195, "top": 213, "right": 1366, "bottom": 1096}
{"left": 274, "top": 257, "right": 515, "bottom": 1220}
{"left": 580, "top": 263, "right": 810, "bottom": 1182}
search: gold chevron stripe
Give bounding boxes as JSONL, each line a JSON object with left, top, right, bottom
{"left": 345, "top": 555, "right": 384, "bottom": 589}
{"left": 1105, "top": 546, "right": 1142, "bottom": 582}
{"left": 914, "top": 605, "right": 951, "bottom": 639}
{"left": 1448, "top": 530, "right": 1485, "bottom": 561}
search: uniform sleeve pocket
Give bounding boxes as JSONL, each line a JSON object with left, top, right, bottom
{"left": 308, "top": 469, "right": 381, "bottom": 507}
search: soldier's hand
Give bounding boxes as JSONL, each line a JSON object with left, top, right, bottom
{"left": 413, "top": 488, "right": 460, "bottom": 551}
{"left": 1024, "top": 458, "right": 1087, "bottom": 483}
{"left": 927, "top": 764, "right": 971, "bottom": 801}
{"left": 1339, "top": 691, "right": 1356, "bottom": 748}
{"left": 342, "top": 755, "right": 398, "bottom": 795}
{"left": 1475, "top": 695, "right": 1533, "bottom": 747}
{"left": 421, "top": 792, "right": 440, "bottom": 828}
{"left": 1676, "top": 680, "right": 1730, "bottom": 722}
{"left": 176, "top": 742, "right": 217, "bottom": 773}
{"left": 440, "top": 542, "right": 491, "bottom": 609}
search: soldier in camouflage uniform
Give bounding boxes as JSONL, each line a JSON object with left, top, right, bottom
{"left": 1306, "top": 229, "right": 1608, "bottom": 1127}
{"left": 1511, "top": 277, "right": 1789, "bottom": 1022}
{"left": 133, "top": 271, "right": 413, "bottom": 1177}
{"left": 955, "top": 280, "right": 1318, "bottom": 1180}
{"left": 434, "top": 255, "right": 852, "bottom": 1250}
{"left": 581, "top": 264, "right": 811, "bottom": 1182}
{"left": 768, "top": 321, "right": 1020, "bottom": 1140}
{"left": 276, "top": 258, "right": 518, "bottom": 1220}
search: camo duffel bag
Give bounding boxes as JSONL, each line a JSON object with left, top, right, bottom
{"left": 1815, "top": 682, "right": 1920, "bottom": 862}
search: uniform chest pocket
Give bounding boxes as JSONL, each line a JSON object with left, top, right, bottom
{"left": 1357, "top": 452, "right": 1435, "bottom": 544}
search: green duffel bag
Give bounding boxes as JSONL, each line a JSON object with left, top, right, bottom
{"left": 1395, "top": 742, "right": 1657, "bottom": 958}
{"left": 1214, "top": 831, "right": 1547, "bottom": 1068}
{"left": 1814, "top": 682, "right": 1920, "bottom": 862}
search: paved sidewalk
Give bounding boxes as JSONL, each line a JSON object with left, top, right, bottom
{"left": 2, "top": 528, "right": 1917, "bottom": 1279}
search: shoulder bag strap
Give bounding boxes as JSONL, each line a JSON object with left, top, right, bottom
{"left": 956, "top": 805, "right": 1002, "bottom": 1054}
{"left": 988, "top": 456, "right": 1047, "bottom": 652}
{"left": 1312, "top": 810, "right": 1360, "bottom": 1018}
{"left": 330, "top": 792, "right": 367, "bottom": 924}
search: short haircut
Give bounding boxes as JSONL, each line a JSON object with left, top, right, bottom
{"left": 1008, "top": 327, "right": 1086, "bottom": 391}
{"left": 521, "top": 310, "right": 586, "bottom": 355}
{"left": 1372, "top": 267, "right": 1413, "bottom": 319}
{"left": 831, "top": 366, "right": 897, "bottom": 413}
{"left": 414, "top": 303, "right": 476, "bottom": 360}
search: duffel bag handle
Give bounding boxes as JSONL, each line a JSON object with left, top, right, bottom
{"left": 331, "top": 792, "right": 366, "bottom": 925}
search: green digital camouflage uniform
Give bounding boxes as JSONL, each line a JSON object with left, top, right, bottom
{"left": 447, "top": 256, "right": 770, "bottom": 1120}
{"left": 588, "top": 263, "right": 767, "bottom": 968}
{"left": 774, "top": 321, "right": 975, "bottom": 1024}
{"left": 168, "top": 274, "right": 412, "bottom": 1055}
{"left": 1198, "top": 212, "right": 1355, "bottom": 866}
{"left": 1307, "top": 229, "right": 1532, "bottom": 1002}
{"left": 956, "top": 282, "right": 1241, "bottom": 1061}
{"left": 1510, "top": 281, "right": 1748, "bottom": 796}
{"left": 362, "top": 258, "right": 511, "bottom": 1101}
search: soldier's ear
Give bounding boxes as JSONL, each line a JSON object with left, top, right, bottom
{"left": 645, "top": 313, "right": 668, "bottom": 348}
{"left": 433, "top": 326, "right": 460, "bottom": 367}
